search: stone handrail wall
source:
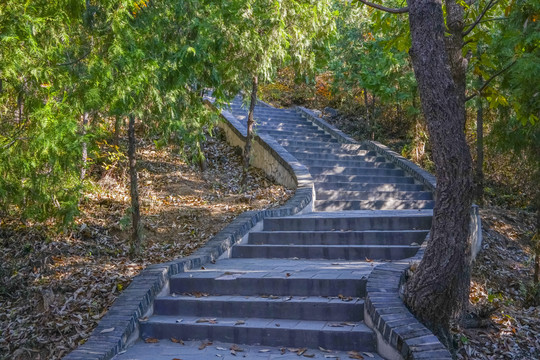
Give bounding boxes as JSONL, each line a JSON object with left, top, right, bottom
{"left": 295, "top": 105, "right": 483, "bottom": 360}
{"left": 63, "top": 104, "right": 315, "bottom": 360}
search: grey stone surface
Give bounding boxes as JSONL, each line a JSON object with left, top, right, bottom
{"left": 112, "top": 339, "right": 385, "bottom": 360}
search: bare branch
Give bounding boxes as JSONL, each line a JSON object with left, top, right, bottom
{"left": 463, "top": 0, "right": 500, "bottom": 37}
{"left": 57, "top": 49, "right": 92, "bottom": 67}
{"left": 355, "top": 0, "right": 409, "bottom": 14}
{"left": 466, "top": 60, "right": 517, "bottom": 101}
{"left": 465, "top": 16, "right": 507, "bottom": 28}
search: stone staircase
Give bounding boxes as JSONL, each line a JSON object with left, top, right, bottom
{"left": 118, "top": 99, "right": 435, "bottom": 359}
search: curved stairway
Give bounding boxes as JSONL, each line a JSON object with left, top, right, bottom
{"left": 115, "top": 99, "right": 434, "bottom": 359}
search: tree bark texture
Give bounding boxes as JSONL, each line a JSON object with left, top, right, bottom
{"left": 534, "top": 153, "right": 540, "bottom": 284}
{"left": 444, "top": 0, "right": 467, "bottom": 124}
{"left": 128, "top": 114, "right": 142, "bottom": 254}
{"left": 404, "top": 0, "right": 474, "bottom": 345}
{"left": 242, "top": 75, "right": 258, "bottom": 186}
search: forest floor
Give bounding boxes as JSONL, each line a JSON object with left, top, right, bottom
{"left": 0, "top": 128, "right": 292, "bottom": 360}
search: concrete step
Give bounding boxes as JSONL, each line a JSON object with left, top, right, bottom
{"left": 263, "top": 211, "right": 433, "bottom": 232}
{"left": 260, "top": 129, "right": 332, "bottom": 139}
{"left": 315, "top": 189, "right": 433, "bottom": 201}
{"left": 140, "top": 315, "right": 377, "bottom": 352}
{"left": 300, "top": 158, "right": 395, "bottom": 168}
{"left": 313, "top": 174, "right": 415, "bottom": 184}
{"left": 278, "top": 139, "right": 339, "bottom": 147}
{"left": 286, "top": 147, "right": 375, "bottom": 156}
{"left": 293, "top": 152, "right": 387, "bottom": 162}
{"left": 314, "top": 199, "right": 435, "bottom": 211}
{"left": 248, "top": 230, "right": 428, "bottom": 246}
{"left": 227, "top": 105, "right": 297, "bottom": 115}
{"left": 255, "top": 123, "right": 321, "bottom": 131}
{"left": 260, "top": 133, "right": 334, "bottom": 143}
{"left": 309, "top": 166, "right": 405, "bottom": 177}
{"left": 314, "top": 182, "right": 426, "bottom": 192}
{"left": 113, "top": 339, "right": 386, "bottom": 360}
{"left": 232, "top": 244, "right": 420, "bottom": 260}
{"left": 170, "top": 270, "right": 368, "bottom": 297}
{"left": 230, "top": 112, "right": 308, "bottom": 124}
{"left": 154, "top": 295, "right": 364, "bottom": 321}
{"left": 236, "top": 116, "right": 308, "bottom": 126}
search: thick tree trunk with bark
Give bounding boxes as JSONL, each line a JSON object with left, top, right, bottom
{"left": 128, "top": 114, "right": 142, "bottom": 254}
{"left": 404, "top": 0, "right": 474, "bottom": 346}
{"left": 444, "top": 0, "right": 467, "bottom": 122}
{"left": 241, "top": 75, "right": 258, "bottom": 187}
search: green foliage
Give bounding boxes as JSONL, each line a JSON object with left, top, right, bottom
{"left": 0, "top": 0, "right": 337, "bottom": 224}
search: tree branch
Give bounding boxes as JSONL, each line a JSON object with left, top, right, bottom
{"left": 355, "top": 0, "right": 409, "bottom": 14}
{"left": 466, "top": 60, "right": 517, "bottom": 101}
{"left": 463, "top": 0, "right": 499, "bottom": 37}
{"left": 465, "top": 16, "right": 507, "bottom": 28}
{"left": 57, "top": 49, "right": 92, "bottom": 67}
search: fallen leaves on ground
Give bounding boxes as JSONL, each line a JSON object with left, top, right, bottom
{"left": 454, "top": 207, "right": 539, "bottom": 360}
{"left": 0, "top": 128, "right": 292, "bottom": 360}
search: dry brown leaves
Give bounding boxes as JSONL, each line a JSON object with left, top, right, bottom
{"left": 454, "top": 207, "right": 539, "bottom": 360}
{"left": 0, "top": 128, "right": 292, "bottom": 360}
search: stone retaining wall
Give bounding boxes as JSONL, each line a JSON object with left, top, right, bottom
{"left": 63, "top": 105, "right": 315, "bottom": 360}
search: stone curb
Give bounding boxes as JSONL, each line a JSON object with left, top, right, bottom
{"left": 295, "top": 106, "right": 360, "bottom": 145}
{"left": 63, "top": 103, "right": 315, "bottom": 360}
{"left": 295, "top": 106, "right": 454, "bottom": 359}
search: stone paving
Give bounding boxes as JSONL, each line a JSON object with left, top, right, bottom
{"left": 114, "top": 339, "right": 384, "bottom": 360}
{"left": 111, "top": 98, "right": 435, "bottom": 360}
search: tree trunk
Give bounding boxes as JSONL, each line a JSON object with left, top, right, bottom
{"left": 535, "top": 206, "right": 539, "bottom": 284}
{"left": 17, "top": 90, "right": 23, "bottom": 125}
{"left": 475, "top": 95, "right": 484, "bottom": 204}
{"left": 370, "top": 95, "right": 376, "bottom": 140}
{"left": 128, "top": 114, "right": 142, "bottom": 254}
{"left": 534, "top": 157, "right": 540, "bottom": 284}
{"left": 113, "top": 115, "right": 122, "bottom": 146}
{"left": 404, "top": 0, "right": 474, "bottom": 346}
{"left": 241, "top": 75, "right": 258, "bottom": 187}
{"left": 444, "top": 0, "right": 467, "bottom": 124}
{"left": 363, "top": 88, "right": 370, "bottom": 130}
{"left": 80, "top": 112, "right": 89, "bottom": 181}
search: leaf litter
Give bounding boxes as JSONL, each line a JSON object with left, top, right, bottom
{"left": 0, "top": 128, "right": 292, "bottom": 360}
{"left": 453, "top": 207, "right": 540, "bottom": 360}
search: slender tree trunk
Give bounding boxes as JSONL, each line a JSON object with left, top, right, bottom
{"left": 241, "top": 75, "right": 258, "bottom": 187}
{"left": 80, "top": 112, "right": 89, "bottom": 180}
{"left": 17, "top": 90, "right": 23, "bottom": 125}
{"left": 404, "top": 0, "right": 473, "bottom": 347}
{"left": 363, "top": 88, "right": 370, "bottom": 130}
{"left": 370, "top": 95, "right": 376, "bottom": 140}
{"left": 113, "top": 115, "right": 122, "bottom": 146}
{"left": 128, "top": 114, "right": 142, "bottom": 254}
{"left": 475, "top": 95, "right": 484, "bottom": 204}
{"left": 535, "top": 206, "right": 539, "bottom": 284}
{"left": 534, "top": 154, "right": 540, "bottom": 284}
